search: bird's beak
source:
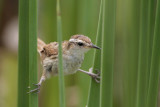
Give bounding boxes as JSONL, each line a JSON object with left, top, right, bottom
{"left": 91, "top": 44, "right": 101, "bottom": 50}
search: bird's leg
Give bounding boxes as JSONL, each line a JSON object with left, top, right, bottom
{"left": 27, "top": 75, "right": 46, "bottom": 93}
{"left": 78, "top": 68, "right": 100, "bottom": 83}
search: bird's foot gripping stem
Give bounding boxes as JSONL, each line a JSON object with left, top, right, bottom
{"left": 78, "top": 68, "right": 100, "bottom": 83}
{"left": 88, "top": 68, "right": 100, "bottom": 83}
{"left": 27, "top": 75, "right": 45, "bottom": 94}
{"left": 27, "top": 83, "right": 41, "bottom": 94}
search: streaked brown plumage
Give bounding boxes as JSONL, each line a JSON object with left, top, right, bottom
{"left": 28, "top": 34, "right": 101, "bottom": 93}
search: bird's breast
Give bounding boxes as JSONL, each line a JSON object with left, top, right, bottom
{"left": 63, "top": 53, "right": 84, "bottom": 75}
{"left": 42, "top": 53, "right": 84, "bottom": 76}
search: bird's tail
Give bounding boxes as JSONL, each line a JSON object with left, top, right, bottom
{"left": 37, "top": 38, "right": 46, "bottom": 54}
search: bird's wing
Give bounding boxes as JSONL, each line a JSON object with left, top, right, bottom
{"left": 37, "top": 38, "right": 46, "bottom": 54}
{"left": 43, "top": 42, "right": 58, "bottom": 57}
{"left": 37, "top": 38, "right": 58, "bottom": 60}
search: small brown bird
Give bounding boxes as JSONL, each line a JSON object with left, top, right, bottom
{"left": 28, "top": 34, "right": 101, "bottom": 93}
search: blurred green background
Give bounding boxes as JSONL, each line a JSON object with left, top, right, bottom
{"left": 0, "top": 0, "right": 159, "bottom": 107}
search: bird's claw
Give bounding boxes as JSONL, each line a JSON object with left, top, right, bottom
{"left": 89, "top": 68, "right": 100, "bottom": 83}
{"left": 95, "top": 69, "right": 100, "bottom": 75}
{"left": 32, "top": 83, "right": 40, "bottom": 86}
{"left": 27, "top": 83, "right": 41, "bottom": 94}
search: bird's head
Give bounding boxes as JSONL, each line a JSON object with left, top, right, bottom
{"left": 68, "top": 35, "right": 101, "bottom": 54}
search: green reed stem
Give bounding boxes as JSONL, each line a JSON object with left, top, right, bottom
{"left": 57, "top": 0, "right": 66, "bottom": 107}
{"left": 87, "top": 0, "right": 102, "bottom": 106}
{"left": 146, "top": 0, "right": 160, "bottom": 106}
{"left": 18, "top": 0, "right": 38, "bottom": 107}
{"left": 136, "top": 0, "right": 149, "bottom": 107}
{"left": 18, "top": 0, "right": 29, "bottom": 107}
{"left": 29, "top": 0, "right": 38, "bottom": 106}
{"left": 100, "top": 0, "right": 116, "bottom": 106}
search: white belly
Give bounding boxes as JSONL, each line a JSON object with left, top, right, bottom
{"left": 63, "top": 54, "right": 84, "bottom": 75}
{"left": 42, "top": 53, "right": 84, "bottom": 76}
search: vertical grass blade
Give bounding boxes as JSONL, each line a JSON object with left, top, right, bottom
{"left": 18, "top": 0, "right": 38, "bottom": 107}
{"left": 57, "top": 0, "right": 66, "bottom": 107}
{"left": 147, "top": 0, "right": 156, "bottom": 73}
{"left": 146, "top": 0, "right": 156, "bottom": 88}
{"left": 29, "top": 0, "right": 38, "bottom": 106}
{"left": 118, "top": 0, "right": 140, "bottom": 107}
{"left": 146, "top": 0, "right": 160, "bottom": 106}
{"left": 100, "top": 0, "right": 116, "bottom": 106}
{"left": 87, "top": 0, "right": 102, "bottom": 106}
{"left": 136, "top": 0, "right": 149, "bottom": 107}
{"left": 18, "top": 0, "right": 29, "bottom": 107}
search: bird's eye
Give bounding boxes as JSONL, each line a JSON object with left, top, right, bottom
{"left": 77, "top": 42, "right": 84, "bottom": 46}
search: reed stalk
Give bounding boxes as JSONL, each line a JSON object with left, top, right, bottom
{"left": 57, "top": 0, "right": 66, "bottom": 107}
{"left": 18, "top": 0, "right": 38, "bottom": 107}
{"left": 146, "top": 0, "right": 160, "bottom": 106}
{"left": 87, "top": 0, "right": 102, "bottom": 106}
{"left": 100, "top": 0, "right": 116, "bottom": 106}
{"left": 136, "top": 0, "right": 149, "bottom": 107}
